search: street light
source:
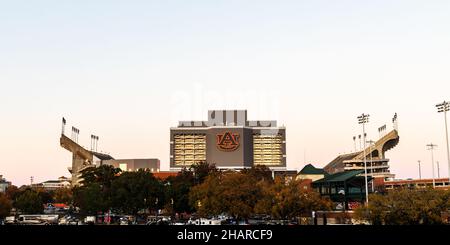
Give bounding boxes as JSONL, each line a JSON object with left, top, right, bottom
{"left": 357, "top": 113, "right": 370, "bottom": 206}
{"left": 426, "top": 143, "right": 437, "bottom": 188}
{"left": 436, "top": 101, "right": 450, "bottom": 185}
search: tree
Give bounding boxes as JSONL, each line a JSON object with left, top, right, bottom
{"left": 241, "top": 165, "right": 273, "bottom": 183}
{"left": 219, "top": 171, "right": 262, "bottom": 219}
{"left": 0, "top": 193, "right": 12, "bottom": 218}
{"left": 189, "top": 161, "right": 218, "bottom": 185}
{"left": 53, "top": 188, "right": 73, "bottom": 204}
{"left": 73, "top": 183, "right": 108, "bottom": 215}
{"left": 189, "top": 172, "right": 224, "bottom": 217}
{"left": 80, "top": 165, "right": 121, "bottom": 189}
{"left": 111, "top": 169, "right": 164, "bottom": 215}
{"left": 73, "top": 165, "right": 121, "bottom": 215}
{"left": 164, "top": 168, "right": 195, "bottom": 214}
{"left": 354, "top": 188, "right": 450, "bottom": 225}
{"left": 255, "top": 178, "right": 332, "bottom": 220}
{"left": 189, "top": 171, "right": 264, "bottom": 219}
{"left": 15, "top": 189, "right": 44, "bottom": 214}
{"left": 5, "top": 185, "right": 20, "bottom": 201}
{"left": 36, "top": 188, "right": 53, "bottom": 204}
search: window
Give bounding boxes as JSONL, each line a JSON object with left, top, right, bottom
{"left": 173, "top": 134, "right": 206, "bottom": 166}
{"left": 119, "top": 163, "right": 127, "bottom": 172}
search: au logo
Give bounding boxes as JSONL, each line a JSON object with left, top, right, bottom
{"left": 216, "top": 132, "right": 240, "bottom": 152}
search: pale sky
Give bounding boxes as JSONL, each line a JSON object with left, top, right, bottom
{"left": 1, "top": 1, "right": 450, "bottom": 186}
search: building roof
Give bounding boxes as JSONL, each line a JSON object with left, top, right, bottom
{"left": 43, "top": 180, "right": 63, "bottom": 184}
{"left": 314, "top": 170, "right": 366, "bottom": 183}
{"left": 45, "top": 203, "right": 68, "bottom": 208}
{"left": 153, "top": 172, "right": 179, "bottom": 180}
{"left": 92, "top": 152, "right": 115, "bottom": 160}
{"left": 299, "top": 164, "right": 326, "bottom": 175}
{"left": 325, "top": 152, "right": 360, "bottom": 171}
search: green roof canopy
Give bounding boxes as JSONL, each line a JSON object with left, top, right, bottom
{"left": 313, "top": 170, "right": 371, "bottom": 183}
{"left": 299, "top": 164, "right": 326, "bottom": 175}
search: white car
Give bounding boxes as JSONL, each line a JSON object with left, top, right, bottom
{"left": 84, "top": 216, "right": 96, "bottom": 225}
{"left": 4, "top": 216, "right": 16, "bottom": 225}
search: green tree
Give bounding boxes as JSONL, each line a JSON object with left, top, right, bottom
{"left": 36, "top": 188, "right": 53, "bottom": 204}
{"left": 189, "top": 161, "right": 218, "bottom": 185}
{"left": 73, "top": 165, "right": 121, "bottom": 215}
{"left": 73, "top": 183, "right": 108, "bottom": 215}
{"left": 80, "top": 165, "right": 121, "bottom": 189}
{"left": 0, "top": 193, "right": 12, "bottom": 218}
{"left": 164, "top": 168, "right": 195, "bottom": 214}
{"left": 111, "top": 169, "right": 164, "bottom": 215}
{"left": 15, "top": 189, "right": 44, "bottom": 214}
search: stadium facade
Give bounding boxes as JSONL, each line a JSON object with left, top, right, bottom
{"left": 170, "top": 110, "right": 286, "bottom": 170}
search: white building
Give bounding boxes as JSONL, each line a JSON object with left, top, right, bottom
{"left": 33, "top": 176, "right": 71, "bottom": 190}
{"left": 0, "top": 175, "right": 12, "bottom": 193}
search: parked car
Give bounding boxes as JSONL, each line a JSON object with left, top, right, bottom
{"left": 59, "top": 215, "right": 80, "bottom": 225}
{"left": 84, "top": 216, "right": 96, "bottom": 225}
{"left": 119, "top": 217, "right": 130, "bottom": 225}
{"left": 4, "top": 216, "right": 16, "bottom": 225}
{"left": 17, "top": 215, "right": 59, "bottom": 225}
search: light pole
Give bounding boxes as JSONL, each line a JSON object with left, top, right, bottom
{"left": 437, "top": 161, "right": 440, "bottom": 178}
{"left": 353, "top": 136, "right": 357, "bottom": 152}
{"left": 436, "top": 101, "right": 450, "bottom": 185}
{"left": 358, "top": 113, "right": 370, "bottom": 206}
{"left": 427, "top": 143, "right": 437, "bottom": 188}
{"left": 155, "top": 198, "right": 159, "bottom": 221}
{"left": 338, "top": 190, "right": 346, "bottom": 224}
{"left": 171, "top": 198, "right": 175, "bottom": 221}
{"left": 358, "top": 135, "right": 362, "bottom": 151}
{"left": 418, "top": 160, "right": 422, "bottom": 180}
{"left": 367, "top": 140, "right": 375, "bottom": 192}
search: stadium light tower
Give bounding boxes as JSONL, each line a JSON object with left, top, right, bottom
{"left": 357, "top": 113, "right": 370, "bottom": 206}
{"left": 436, "top": 101, "right": 450, "bottom": 185}
{"left": 427, "top": 143, "right": 437, "bottom": 188}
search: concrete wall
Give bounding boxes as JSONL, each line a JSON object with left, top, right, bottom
{"left": 103, "top": 159, "right": 160, "bottom": 172}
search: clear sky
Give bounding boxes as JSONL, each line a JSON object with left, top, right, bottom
{"left": 1, "top": 1, "right": 450, "bottom": 186}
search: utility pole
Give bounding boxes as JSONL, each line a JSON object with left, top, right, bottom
{"left": 427, "top": 143, "right": 438, "bottom": 188}
{"left": 418, "top": 160, "right": 422, "bottom": 180}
